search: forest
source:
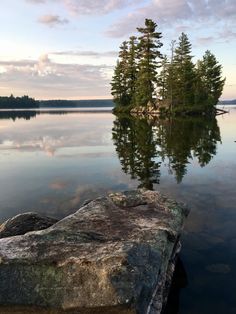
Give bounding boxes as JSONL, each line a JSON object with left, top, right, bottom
{"left": 111, "top": 19, "right": 225, "bottom": 115}
{"left": 0, "top": 95, "right": 39, "bottom": 109}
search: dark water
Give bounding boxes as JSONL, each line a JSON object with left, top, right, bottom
{"left": 0, "top": 107, "right": 235, "bottom": 313}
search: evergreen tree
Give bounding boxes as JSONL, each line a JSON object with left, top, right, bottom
{"left": 111, "top": 20, "right": 225, "bottom": 115}
{"left": 127, "top": 36, "right": 138, "bottom": 106}
{"left": 135, "top": 19, "right": 163, "bottom": 106}
{"left": 167, "top": 40, "right": 176, "bottom": 111}
{"left": 194, "top": 60, "right": 208, "bottom": 107}
{"left": 111, "top": 41, "right": 130, "bottom": 106}
{"left": 157, "top": 55, "right": 170, "bottom": 101}
{"left": 196, "top": 50, "right": 225, "bottom": 107}
{"left": 172, "top": 33, "right": 196, "bottom": 106}
{"left": 111, "top": 60, "right": 125, "bottom": 106}
{"left": 118, "top": 41, "right": 130, "bottom": 105}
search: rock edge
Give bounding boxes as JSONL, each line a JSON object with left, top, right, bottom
{"left": 0, "top": 189, "right": 189, "bottom": 314}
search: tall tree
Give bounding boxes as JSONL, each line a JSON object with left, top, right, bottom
{"left": 127, "top": 36, "right": 138, "bottom": 106}
{"left": 111, "top": 20, "right": 225, "bottom": 115}
{"left": 111, "top": 41, "right": 130, "bottom": 106}
{"left": 111, "top": 60, "right": 125, "bottom": 106}
{"left": 135, "top": 19, "right": 163, "bottom": 106}
{"left": 172, "top": 33, "right": 196, "bottom": 106}
{"left": 169, "top": 40, "right": 176, "bottom": 111}
{"left": 196, "top": 50, "right": 225, "bottom": 107}
{"left": 157, "top": 55, "right": 170, "bottom": 101}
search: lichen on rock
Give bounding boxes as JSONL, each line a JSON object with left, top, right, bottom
{"left": 0, "top": 189, "right": 189, "bottom": 314}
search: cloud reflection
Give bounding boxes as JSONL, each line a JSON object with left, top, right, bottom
{"left": 49, "top": 180, "right": 70, "bottom": 190}
{"left": 0, "top": 113, "right": 113, "bottom": 156}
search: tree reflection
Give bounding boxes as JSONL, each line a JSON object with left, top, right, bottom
{"left": 0, "top": 111, "right": 37, "bottom": 121}
{"left": 112, "top": 115, "right": 221, "bottom": 188}
{"left": 0, "top": 110, "right": 72, "bottom": 122}
{"left": 113, "top": 116, "right": 161, "bottom": 189}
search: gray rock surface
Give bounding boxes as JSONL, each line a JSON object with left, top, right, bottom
{"left": 0, "top": 189, "right": 189, "bottom": 313}
{"left": 0, "top": 212, "right": 58, "bottom": 239}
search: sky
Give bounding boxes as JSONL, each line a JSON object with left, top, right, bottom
{"left": 0, "top": 0, "right": 235, "bottom": 100}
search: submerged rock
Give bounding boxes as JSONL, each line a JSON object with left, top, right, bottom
{"left": 0, "top": 212, "right": 58, "bottom": 239}
{"left": 0, "top": 189, "right": 189, "bottom": 314}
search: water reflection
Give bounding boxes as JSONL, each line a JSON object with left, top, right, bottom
{"left": 0, "top": 108, "right": 112, "bottom": 122}
{"left": 0, "top": 110, "right": 71, "bottom": 121}
{"left": 112, "top": 115, "right": 221, "bottom": 188}
{"left": 0, "top": 111, "right": 37, "bottom": 121}
{"left": 0, "top": 108, "right": 236, "bottom": 313}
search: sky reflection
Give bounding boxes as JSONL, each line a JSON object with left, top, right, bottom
{"left": 0, "top": 108, "right": 236, "bottom": 313}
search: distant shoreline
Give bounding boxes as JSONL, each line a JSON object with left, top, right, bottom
{"left": 0, "top": 96, "right": 115, "bottom": 110}
{"left": 219, "top": 100, "right": 236, "bottom": 105}
{"left": 0, "top": 95, "right": 235, "bottom": 110}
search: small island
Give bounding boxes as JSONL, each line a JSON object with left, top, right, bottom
{"left": 111, "top": 19, "right": 225, "bottom": 116}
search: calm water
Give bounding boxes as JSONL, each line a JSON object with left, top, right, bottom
{"left": 0, "top": 107, "right": 235, "bottom": 313}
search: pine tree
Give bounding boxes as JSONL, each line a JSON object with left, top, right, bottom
{"left": 196, "top": 50, "right": 225, "bottom": 107}
{"left": 194, "top": 60, "right": 208, "bottom": 107}
{"left": 111, "top": 20, "right": 225, "bottom": 115}
{"left": 172, "top": 33, "right": 196, "bottom": 106}
{"left": 135, "top": 19, "right": 163, "bottom": 106}
{"left": 157, "top": 55, "right": 170, "bottom": 101}
{"left": 111, "top": 60, "right": 125, "bottom": 106}
{"left": 111, "top": 41, "right": 130, "bottom": 107}
{"left": 118, "top": 41, "right": 130, "bottom": 105}
{"left": 168, "top": 40, "right": 176, "bottom": 111}
{"left": 127, "top": 36, "right": 138, "bottom": 106}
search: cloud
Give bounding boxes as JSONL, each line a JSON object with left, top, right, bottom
{"left": 0, "top": 54, "right": 113, "bottom": 99}
{"left": 63, "top": 0, "right": 130, "bottom": 15}
{"left": 27, "top": 0, "right": 140, "bottom": 15}
{"left": 106, "top": 0, "right": 236, "bottom": 38}
{"left": 51, "top": 50, "right": 118, "bottom": 58}
{"left": 197, "top": 36, "right": 216, "bottom": 45}
{"left": 0, "top": 60, "right": 35, "bottom": 67}
{"left": 218, "top": 28, "right": 236, "bottom": 41}
{"left": 197, "top": 27, "right": 236, "bottom": 45}
{"left": 38, "top": 14, "right": 69, "bottom": 27}
{"left": 26, "top": 0, "right": 45, "bottom": 3}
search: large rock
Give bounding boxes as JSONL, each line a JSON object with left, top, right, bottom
{"left": 0, "top": 212, "right": 58, "bottom": 239}
{"left": 0, "top": 189, "right": 189, "bottom": 314}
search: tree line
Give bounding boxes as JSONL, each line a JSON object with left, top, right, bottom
{"left": 111, "top": 19, "right": 225, "bottom": 114}
{"left": 0, "top": 95, "right": 39, "bottom": 109}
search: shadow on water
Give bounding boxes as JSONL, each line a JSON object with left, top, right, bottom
{"left": 112, "top": 114, "right": 221, "bottom": 189}
{"left": 163, "top": 258, "right": 188, "bottom": 314}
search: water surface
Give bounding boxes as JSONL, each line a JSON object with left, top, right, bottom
{"left": 0, "top": 107, "right": 235, "bottom": 313}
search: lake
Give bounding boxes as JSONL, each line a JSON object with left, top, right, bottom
{"left": 0, "top": 107, "right": 235, "bottom": 313}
